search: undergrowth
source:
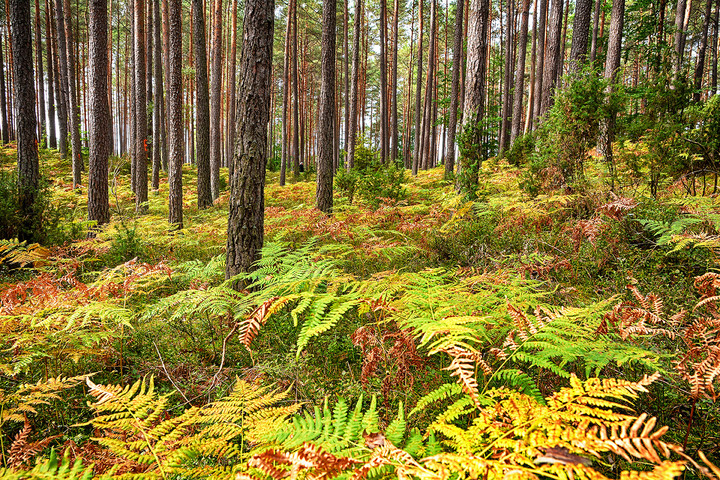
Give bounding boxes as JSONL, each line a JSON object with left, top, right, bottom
{"left": 0, "top": 146, "right": 719, "bottom": 478}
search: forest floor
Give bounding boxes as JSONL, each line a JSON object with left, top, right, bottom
{"left": 1, "top": 145, "right": 719, "bottom": 479}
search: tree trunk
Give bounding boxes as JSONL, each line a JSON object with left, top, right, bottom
{"left": 225, "top": 0, "right": 274, "bottom": 282}
{"left": 226, "top": 0, "right": 237, "bottom": 180}
{"left": 412, "top": 0, "right": 425, "bottom": 175}
{"left": 499, "top": 0, "right": 514, "bottom": 153}
{"left": 674, "top": 0, "right": 688, "bottom": 73}
{"left": 146, "top": 0, "right": 153, "bottom": 180}
{"left": 152, "top": 0, "right": 162, "bottom": 190}
{"left": 34, "top": 0, "right": 45, "bottom": 145}
{"left": 445, "top": 0, "right": 464, "bottom": 178}
{"left": 532, "top": 0, "right": 547, "bottom": 127}
{"left": 10, "top": 0, "right": 40, "bottom": 242}
{"left": 693, "top": 0, "right": 712, "bottom": 101}
{"left": 343, "top": 0, "right": 350, "bottom": 166}
{"left": 210, "top": 0, "right": 223, "bottom": 199}
{"left": 600, "top": 0, "right": 625, "bottom": 190}
{"left": 347, "top": 0, "right": 362, "bottom": 170}
{"left": 589, "top": 0, "right": 602, "bottom": 64}
{"left": 44, "top": 0, "right": 56, "bottom": 149}
{"left": 457, "top": 0, "right": 490, "bottom": 192}
{"left": 167, "top": 0, "right": 183, "bottom": 227}
{"left": 569, "top": 0, "right": 593, "bottom": 71}
{"left": 53, "top": 0, "right": 69, "bottom": 158}
{"left": 525, "top": 0, "right": 537, "bottom": 133}
{"left": 317, "top": 0, "right": 336, "bottom": 213}
{"left": 379, "top": 0, "right": 388, "bottom": 163}
{"left": 539, "top": 0, "right": 563, "bottom": 117}
{"left": 193, "top": 0, "right": 211, "bottom": 208}
{"left": 421, "top": 0, "right": 437, "bottom": 171}
{"left": 511, "top": 0, "right": 531, "bottom": 144}
{"left": 291, "top": 0, "right": 300, "bottom": 177}
{"left": 62, "top": 0, "right": 83, "bottom": 186}
{"left": 134, "top": 0, "right": 148, "bottom": 212}
{"left": 712, "top": 0, "right": 718, "bottom": 96}
{"left": 280, "top": 4, "right": 291, "bottom": 185}
{"left": 88, "top": 0, "right": 110, "bottom": 227}
{"left": 390, "top": 0, "right": 399, "bottom": 163}
{"left": 0, "top": 32, "right": 9, "bottom": 144}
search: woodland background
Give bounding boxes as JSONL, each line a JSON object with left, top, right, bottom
{"left": 0, "top": 0, "right": 719, "bottom": 478}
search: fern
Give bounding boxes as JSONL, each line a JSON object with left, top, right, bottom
{"left": 0, "top": 449, "right": 97, "bottom": 480}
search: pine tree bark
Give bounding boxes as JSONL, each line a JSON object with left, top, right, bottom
{"left": 193, "top": 0, "right": 211, "bottom": 208}
{"left": 291, "top": 0, "right": 300, "bottom": 177}
{"left": 44, "top": 0, "right": 56, "bottom": 149}
{"left": 457, "top": 0, "right": 490, "bottom": 191}
{"left": 343, "top": 0, "right": 350, "bottom": 166}
{"left": 10, "top": 0, "right": 40, "bottom": 242}
{"left": 511, "top": 0, "right": 531, "bottom": 144}
{"left": 445, "top": 0, "right": 464, "bottom": 178}
{"left": 34, "top": 0, "right": 45, "bottom": 145}
{"left": 167, "top": 0, "right": 183, "bottom": 228}
{"left": 589, "top": 0, "right": 602, "bottom": 64}
{"left": 390, "top": 0, "right": 399, "bottom": 163}
{"left": 280, "top": 4, "right": 291, "bottom": 185}
{"left": 146, "top": 0, "right": 153, "bottom": 180}
{"left": 226, "top": 0, "right": 237, "bottom": 181}
{"left": 53, "top": 0, "right": 69, "bottom": 158}
{"left": 62, "top": 0, "right": 83, "bottom": 186}
{"left": 210, "top": 0, "right": 223, "bottom": 199}
{"left": 693, "top": 0, "right": 713, "bottom": 102}
{"left": 152, "top": 0, "right": 162, "bottom": 190}
{"left": 133, "top": 0, "right": 148, "bottom": 212}
{"left": 569, "top": 0, "right": 592, "bottom": 71}
{"left": 532, "top": 0, "right": 547, "bottom": 127}
{"left": 225, "top": 0, "right": 274, "bottom": 282}
{"left": 0, "top": 33, "right": 9, "bottom": 144}
{"left": 539, "top": 0, "right": 563, "bottom": 117}
{"left": 499, "top": 0, "right": 514, "bottom": 153}
{"left": 674, "top": 0, "right": 688, "bottom": 73}
{"left": 88, "top": 0, "right": 110, "bottom": 227}
{"left": 712, "top": 0, "right": 718, "bottom": 96}
{"left": 412, "top": 0, "right": 424, "bottom": 175}
{"left": 379, "top": 0, "right": 388, "bottom": 163}
{"left": 316, "top": 0, "right": 336, "bottom": 213}
{"left": 347, "top": 0, "right": 362, "bottom": 170}
{"left": 600, "top": 0, "right": 625, "bottom": 190}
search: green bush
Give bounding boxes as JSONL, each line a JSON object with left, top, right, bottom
{"left": 336, "top": 137, "right": 407, "bottom": 209}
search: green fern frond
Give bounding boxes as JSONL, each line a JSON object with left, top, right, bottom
{"left": 409, "top": 383, "right": 462, "bottom": 418}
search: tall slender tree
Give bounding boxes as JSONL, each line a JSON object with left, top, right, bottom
{"left": 45, "top": 0, "right": 56, "bottom": 149}
{"left": 34, "top": 0, "right": 45, "bottom": 145}
{"left": 225, "top": 0, "right": 274, "bottom": 281}
{"left": 412, "top": 0, "right": 425, "bottom": 175}
{"left": 389, "top": 0, "right": 399, "bottom": 163}
{"left": 10, "top": 0, "right": 39, "bottom": 242}
{"left": 152, "top": 0, "right": 162, "bottom": 190}
{"left": 53, "top": 0, "right": 69, "bottom": 158}
{"left": 193, "top": 0, "right": 212, "bottom": 208}
{"left": 532, "top": 0, "right": 547, "bottom": 127}
{"left": 62, "top": 0, "right": 83, "bottom": 187}
{"left": 511, "top": 0, "right": 531, "bottom": 144}
{"left": 539, "top": 0, "right": 563, "bottom": 116}
{"left": 693, "top": 0, "right": 713, "bottom": 101}
{"left": 210, "top": 0, "right": 223, "bottom": 199}
{"left": 134, "top": 0, "right": 148, "bottom": 212}
{"left": 457, "top": 0, "right": 490, "bottom": 192}
{"left": 569, "top": 0, "right": 593, "bottom": 71}
{"left": 167, "top": 0, "right": 183, "bottom": 227}
{"left": 226, "top": 0, "right": 237, "bottom": 180}
{"left": 347, "top": 0, "right": 362, "bottom": 170}
{"left": 317, "top": 0, "right": 336, "bottom": 213}
{"left": 600, "top": 0, "right": 625, "bottom": 191}
{"left": 445, "top": 0, "right": 464, "bottom": 178}
{"left": 88, "top": 0, "right": 110, "bottom": 227}
{"left": 0, "top": 32, "right": 9, "bottom": 145}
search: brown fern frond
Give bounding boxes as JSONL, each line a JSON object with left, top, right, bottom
{"left": 238, "top": 296, "right": 288, "bottom": 349}
{"left": 596, "top": 194, "right": 638, "bottom": 220}
{"left": 441, "top": 346, "right": 486, "bottom": 408}
{"left": 598, "top": 413, "right": 681, "bottom": 464}
{"left": 7, "top": 418, "right": 60, "bottom": 468}
{"left": 250, "top": 443, "right": 360, "bottom": 480}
